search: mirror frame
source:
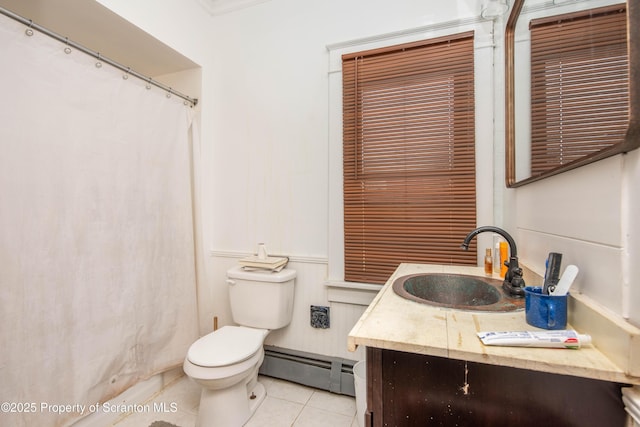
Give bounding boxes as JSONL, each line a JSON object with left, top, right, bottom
{"left": 505, "top": 0, "right": 640, "bottom": 187}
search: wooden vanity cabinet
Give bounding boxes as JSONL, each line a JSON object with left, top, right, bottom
{"left": 365, "top": 347, "right": 627, "bottom": 427}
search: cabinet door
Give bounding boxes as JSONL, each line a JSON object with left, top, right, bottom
{"left": 366, "top": 347, "right": 627, "bottom": 427}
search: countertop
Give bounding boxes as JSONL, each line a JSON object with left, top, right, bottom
{"left": 347, "top": 263, "right": 640, "bottom": 385}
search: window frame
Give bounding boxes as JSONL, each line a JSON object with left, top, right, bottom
{"left": 341, "top": 32, "right": 479, "bottom": 284}
{"left": 326, "top": 21, "right": 498, "bottom": 287}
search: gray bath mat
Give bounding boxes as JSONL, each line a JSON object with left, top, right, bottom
{"left": 148, "top": 422, "right": 180, "bottom": 427}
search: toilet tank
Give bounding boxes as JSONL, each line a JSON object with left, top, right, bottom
{"left": 226, "top": 266, "right": 296, "bottom": 330}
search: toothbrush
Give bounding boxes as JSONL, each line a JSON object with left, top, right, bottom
{"left": 549, "top": 265, "right": 579, "bottom": 296}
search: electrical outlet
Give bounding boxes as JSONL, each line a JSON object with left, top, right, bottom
{"left": 310, "top": 305, "right": 330, "bottom": 329}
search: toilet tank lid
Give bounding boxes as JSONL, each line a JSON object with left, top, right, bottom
{"left": 188, "top": 326, "right": 267, "bottom": 367}
{"left": 227, "top": 265, "right": 296, "bottom": 282}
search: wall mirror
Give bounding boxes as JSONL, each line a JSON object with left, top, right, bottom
{"left": 506, "top": 0, "right": 639, "bottom": 187}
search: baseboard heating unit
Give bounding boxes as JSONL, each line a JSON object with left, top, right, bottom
{"left": 259, "top": 346, "right": 357, "bottom": 397}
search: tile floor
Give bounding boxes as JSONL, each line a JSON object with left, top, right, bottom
{"left": 112, "top": 374, "right": 359, "bottom": 427}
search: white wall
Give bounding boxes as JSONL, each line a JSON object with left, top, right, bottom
{"left": 514, "top": 149, "right": 639, "bottom": 325}
{"left": 203, "top": 0, "right": 497, "bottom": 360}
{"left": 96, "top": 0, "right": 640, "bottom": 363}
{"left": 625, "top": 149, "right": 640, "bottom": 326}
{"left": 206, "top": 0, "right": 485, "bottom": 256}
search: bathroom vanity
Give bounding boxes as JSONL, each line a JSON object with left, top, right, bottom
{"left": 348, "top": 264, "right": 640, "bottom": 426}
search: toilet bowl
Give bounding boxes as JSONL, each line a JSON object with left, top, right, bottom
{"left": 183, "top": 326, "right": 269, "bottom": 427}
{"left": 184, "top": 266, "right": 296, "bottom": 427}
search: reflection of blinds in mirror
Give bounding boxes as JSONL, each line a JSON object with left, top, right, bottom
{"left": 529, "top": 4, "right": 628, "bottom": 177}
{"left": 341, "top": 32, "right": 477, "bottom": 284}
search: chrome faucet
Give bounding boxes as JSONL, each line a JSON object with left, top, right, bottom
{"left": 460, "top": 226, "right": 525, "bottom": 297}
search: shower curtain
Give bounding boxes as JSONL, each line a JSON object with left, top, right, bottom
{"left": 0, "top": 14, "right": 198, "bottom": 427}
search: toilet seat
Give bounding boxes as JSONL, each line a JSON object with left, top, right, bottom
{"left": 187, "top": 326, "right": 267, "bottom": 367}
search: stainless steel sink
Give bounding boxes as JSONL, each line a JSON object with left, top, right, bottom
{"left": 392, "top": 273, "right": 525, "bottom": 312}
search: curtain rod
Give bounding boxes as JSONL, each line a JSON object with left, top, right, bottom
{"left": 0, "top": 6, "right": 198, "bottom": 107}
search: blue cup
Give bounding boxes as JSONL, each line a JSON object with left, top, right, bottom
{"left": 524, "top": 286, "right": 568, "bottom": 330}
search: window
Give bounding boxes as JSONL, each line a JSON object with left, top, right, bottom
{"left": 341, "top": 32, "right": 477, "bottom": 284}
{"left": 529, "top": 4, "right": 628, "bottom": 176}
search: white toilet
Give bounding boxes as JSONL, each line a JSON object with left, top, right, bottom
{"left": 183, "top": 265, "right": 296, "bottom": 427}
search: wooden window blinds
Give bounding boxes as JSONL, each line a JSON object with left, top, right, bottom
{"left": 342, "top": 32, "right": 477, "bottom": 284}
{"left": 529, "top": 4, "right": 629, "bottom": 176}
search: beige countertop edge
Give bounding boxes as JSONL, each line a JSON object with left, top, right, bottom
{"left": 347, "top": 263, "right": 640, "bottom": 386}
